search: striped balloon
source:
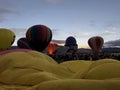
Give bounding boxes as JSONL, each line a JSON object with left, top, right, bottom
{"left": 17, "top": 37, "right": 32, "bottom": 49}
{"left": 26, "top": 25, "right": 52, "bottom": 51}
{"left": 88, "top": 36, "right": 104, "bottom": 53}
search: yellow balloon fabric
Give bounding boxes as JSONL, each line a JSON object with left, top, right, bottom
{"left": 0, "top": 28, "right": 15, "bottom": 51}
{"left": 0, "top": 49, "right": 120, "bottom": 90}
{"left": 83, "top": 59, "right": 120, "bottom": 79}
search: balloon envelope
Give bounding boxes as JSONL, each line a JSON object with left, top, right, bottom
{"left": 0, "top": 49, "right": 32, "bottom": 55}
{"left": 65, "top": 36, "right": 78, "bottom": 47}
{"left": 46, "top": 43, "right": 58, "bottom": 55}
{"left": 26, "top": 25, "right": 52, "bottom": 51}
{"left": 0, "top": 28, "right": 15, "bottom": 51}
{"left": 17, "top": 37, "right": 32, "bottom": 49}
{"left": 88, "top": 36, "right": 104, "bottom": 53}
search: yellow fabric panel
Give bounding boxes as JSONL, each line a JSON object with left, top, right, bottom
{"left": 27, "top": 79, "right": 120, "bottom": 90}
{"left": 0, "top": 51, "right": 73, "bottom": 85}
{"left": 0, "top": 50, "right": 120, "bottom": 90}
{"left": 60, "top": 60, "right": 93, "bottom": 73}
{"left": 60, "top": 60, "right": 94, "bottom": 79}
{"left": 89, "top": 59, "right": 119, "bottom": 69}
{"left": 84, "top": 62, "right": 120, "bottom": 79}
{"left": 27, "top": 51, "right": 58, "bottom": 64}
{"left": 74, "top": 59, "right": 120, "bottom": 79}
{"left": 0, "top": 84, "right": 28, "bottom": 90}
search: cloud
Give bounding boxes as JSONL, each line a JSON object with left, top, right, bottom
{"left": 0, "top": 8, "right": 15, "bottom": 22}
{"left": 70, "top": 32, "right": 91, "bottom": 38}
{"left": 95, "top": 23, "right": 119, "bottom": 39}
{"left": 81, "top": 32, "right": 90, "bottom": 37}
{"left": 0, "top": 1, "right": 16, "bottom": 22}
{"left": 103, "top": 30, "right": 116, "bottom": 35}
{"left": 105, "top": 24, "right": 119, "bottom": 30}
{"left": 52, "top": 29, "right": 60, "bottom": 35}
{"left": 97, "top": 30, "right": 117, "bottom": 40}
{"left": 11, "top": 28, "right": 26, "bottom": 36}
{"left": 46, "top": 0, "right": 63, "bottom": 4}
{"left": 0, "top": 8, "right": 13, "bottom": 14}
{"left": 51, "top": 39, "right": 65, "bottom": 45}
{"left": 0, "top": 0, "right": 14, "bottom": 14}
{"left": 104, "top": 39, "right": 120, "bottom": 48}
{"left": 101, "top": 23, "right": 120, "bottom": 36}
{"left": 0, "top": 16, "right": 5, "bottom": 22}
{"left": 0, "top": 0, "right": 12, "bottom": 7}
{"left": 10, "top": 28, "right": 27, "bottom": 45}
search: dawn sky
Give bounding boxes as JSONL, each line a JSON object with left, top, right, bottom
{"left": 0, "top": 0, "right": 120, "bottom": 48}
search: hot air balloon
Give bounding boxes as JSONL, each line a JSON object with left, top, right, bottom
{"left": 88, "top": 36, "right": 104, "bottom": 56}
{"left": 26, "top": 24, "right": 52, "bottom": 52}
{"left": 17, "top": 37, "right": 32, "bottom": 49}
{"left": 65, "top": 36, "right": 78, "bottom": 50}
{"left": 0, "top": 49, "right": 32, "bottom": 55}
{"left": 0, "top": 28, "right": 15, "bottom": 51}
{"left": 46, "top": 43, "right": 58, "bottom": 55}
{"left": 65, "top": 36, "right": 77, "bottom": 46}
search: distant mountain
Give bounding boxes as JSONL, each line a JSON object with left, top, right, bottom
{"left": 104, "top": 39, "right": 120, "bottom": 48}
{"left": 102, "top": 47, "right": 120, "bottom": 53}
{"left": 78, "top": 48, "right": 92, "bottom": 53}
{"left": 78, "top": 47, "right": 120, "bottom": 53}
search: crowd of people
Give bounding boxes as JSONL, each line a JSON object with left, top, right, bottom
{"left": 48, "top": 48, "right": 120, "bottom": 63}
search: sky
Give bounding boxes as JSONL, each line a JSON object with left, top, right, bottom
{"left": 0, "top": 0, "right": 120, "bottom": 48}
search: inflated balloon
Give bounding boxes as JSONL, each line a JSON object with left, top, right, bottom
{"left": 0, "top": 28, "right": 15, "bottom": 51}
{"left": 0, "top": 49, "right": 32, "bottom": 55}
{"left": 65, "top": 36, "right": 78, "bottom": 51}
{"left": 26, "top": 25, "right": 52, "bottom": 51}
{"left": 46, "top": 43, "right": 58, "bottom": 55}
{"left": 88, "top": 36, "right": 104, "bottom": 53}
{"left": 17, "top": 37, "right": 32, "bottom": 49}
{"left": 65, "top": 36, "right": 78, "bottom": 47}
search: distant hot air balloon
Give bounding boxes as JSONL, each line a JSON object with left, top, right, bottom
{"left": 0, "top": 28, "right": 15, "bottom": 51}
{"left": 88, "top": 36, "right": 104, "bottom": 54}
{"left": 46, "top": 43, "right": 58, "bottom": 55}
{"left": 26, "top": 24, "right": 52, "bottom": 52}
{"left": 17, "top": 37, "right": 32, "bottom": 49}
{"left": 65, "top": 36, "right": 78, "bottom": 47}
{"left": 65, "top": 36, "right": 78, "bottom": 50}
